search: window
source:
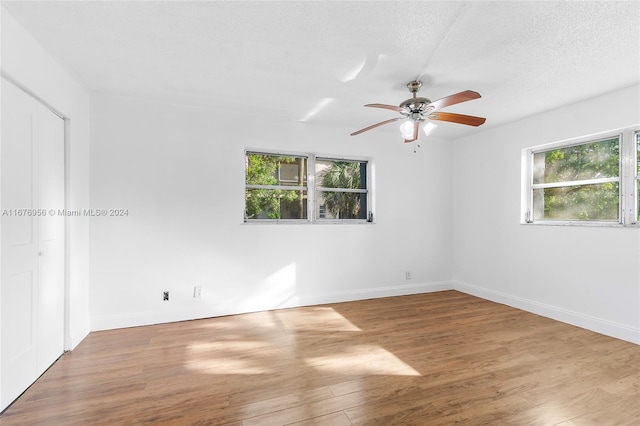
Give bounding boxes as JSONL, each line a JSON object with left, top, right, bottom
{"left": 636, "top": 132, "right": 640, "bottom": 223}
{"left": 245, "top": 153, "right": 307, "bottom": 220}
{"left": 245, "top": 151, "right": 372, "bottom": 223}
{"left": 531, "top": 136, "right": 620, "bottom": 221}
{"left": 523, "top": 126, "right": 639, "bottom": 226}
{"left": 315, "top": 158, "right": 368, "bottom": 220}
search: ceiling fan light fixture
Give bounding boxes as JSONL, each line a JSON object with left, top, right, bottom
{"left": 422, "top": 121, "right": 437, "bottom": 136}
{"left": 400, "top": 119, "right": 436, "bottom": 140}
{"left": 399, "top": 119, "right": 415, "bottom": 139}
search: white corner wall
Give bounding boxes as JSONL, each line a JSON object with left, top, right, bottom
{"left": 89, "top": 94, "right": 454, "bottom": 330}
{"left": 1, "top": 8, "right": 91, "bottom": 349}
{"left": 452, "top": 84, "right": 640, "bottom": 344}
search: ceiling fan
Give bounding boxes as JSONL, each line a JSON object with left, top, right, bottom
{"left": 351, "top": 81, "right": 486, "bottom": 143}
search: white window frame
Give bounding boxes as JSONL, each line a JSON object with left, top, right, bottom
{"left": 244, "top": 149, "right": 374, "bottom": 224}
{"left": 522, "top": 125, "right": 640, "bottom": 227}
{"left": 630, "top": 130, "right": 640, "bottom": 225}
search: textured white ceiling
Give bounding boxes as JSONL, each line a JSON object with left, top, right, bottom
{"left": 3, "top": 1, "right": 639, "bottom": 139}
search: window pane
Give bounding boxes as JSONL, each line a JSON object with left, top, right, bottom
{"left": 533, "top": 182, "right": 619, "bottom": 221}
{"left": 246, "top": 153, "right": 307, "bottom": 187}
{"left": 533, "top": 138, "right": 619, "bottom": 184}
{"left": 315, "top": 159, "right": 366, "bottom": 190}
{"left": 636, "top": 133, "right": 639, "bottom": 222}
{"left": 637, "top": 133, "right": 639, "bottom": 175}
{"left": 245, "top": 189, "right": 307, "bottom": 219}
{"left": 315, "top": 190, "right": 367, "bottom": 220}
{"left": 314, "top": 159, "right": 367, "bottom": 220}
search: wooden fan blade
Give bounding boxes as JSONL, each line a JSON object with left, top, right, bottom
{"left": 351, "top": 117, "right": 403, "bottom": 136}
{"left": 428, "top": 90, "right": 481, "bottom": 111}
{"left": 428, "top": 112, "right": 486, "bottom": 127}
{"left": 364, "top": 103, "right": 404, "bottom": 112}
{"left": 404, "top": 121, "right": 419, "bottom": 143}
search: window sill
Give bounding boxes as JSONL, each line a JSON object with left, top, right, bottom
{"left": 243, "top": 219, "right": 375, "bottom": 225}
{"left": 521, "top": 221, "right": 637, "bottom": 228}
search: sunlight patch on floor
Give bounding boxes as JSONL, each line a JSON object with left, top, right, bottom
{"left": 273, "top": 307, "right": 362, "bottom": 332}
{"left": 305, "top": 344, "right": 421, "bottom": 376}
{"left": 186, "top": 357, "right": 273, "bottom": 375}
{"left": 184, "top": 301, "right": 419, "bottom": 377}
{"left": 185, "top": 341, "right": 276, "bottom": 374}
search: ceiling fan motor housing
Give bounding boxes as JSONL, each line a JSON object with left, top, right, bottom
{"left": 399, "top": 97, "right": 434, "bottom": 116}
{"left": 399, "top": 81, "right": 433, "bottom": 117}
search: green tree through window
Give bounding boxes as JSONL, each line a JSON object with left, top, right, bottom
{"left": 526, "top": 127, "right": 638, "bottom": 225}
{"left": 534, "top": 138, "right": 619, "bottom": 221}
{"left": 529, "top": 136, "right": 625, "bottom": 222}
{"left": 245, "top": 151, "right": 371, "bottom": 222}
{"left": 318, "top": 161, "right": 366, "bottom": 219}
{"left": 245, "top": 153, "right": 306, "bottom": 219}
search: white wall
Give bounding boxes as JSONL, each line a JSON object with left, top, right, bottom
{"left": 1, "top": 8, "right": 91, "bottom": 349}
{"left": 452, "top": 84, "right": 640, "bottom": 344}
{"left": 89, "top": 94, "right": 454, "bottom": 329}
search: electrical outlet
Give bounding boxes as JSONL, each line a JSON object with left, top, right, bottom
{"left": 405, "top": 271, "right": 412, "bottom": 280}
{"left": 163, "top": 291, "right": 169, "bottom": 301}
{"left": 193, "top": 286, "right": 202, "bottom": 299}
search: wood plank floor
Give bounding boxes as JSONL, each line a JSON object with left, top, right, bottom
{"left": 2, "top": 291, "right": 639, "bottom": 425}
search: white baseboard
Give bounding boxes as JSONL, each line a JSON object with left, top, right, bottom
{"left": 299, "top": 280, "right": 454, "bottom": 307}
{"left": 453, "top": 280, "right": 640, "bottom": 345}
{"left": 90, "top": 280, "right": 454, "bottom": 331}
{"left": 91, "top": 280, "right": 639, "bottom": 345}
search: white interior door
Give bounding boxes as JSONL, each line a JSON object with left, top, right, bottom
{"left": 1, "top": 79, "right": 65, "bottom": 411}
{"left": 34, "top": 101, "right": 65, "bottom": 374}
